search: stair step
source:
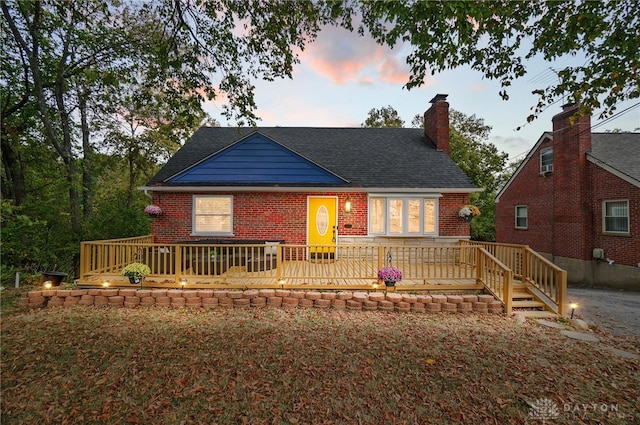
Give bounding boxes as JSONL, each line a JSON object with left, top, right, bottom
{"left": 512, "top": 292, "right": 534, "bottom": 300}
{"left": 513, "top": 300, "right": 546, "bottom": 308}
{"left": 513, "top": 311, "right": 559, "bottom": 319}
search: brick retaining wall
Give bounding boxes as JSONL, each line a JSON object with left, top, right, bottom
{"left": 20, "top": 289, "right": 504, "bottom": 314}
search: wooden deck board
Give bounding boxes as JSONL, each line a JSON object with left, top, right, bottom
{"left": 78, "top": 259, "right": 478, "bottom": 290}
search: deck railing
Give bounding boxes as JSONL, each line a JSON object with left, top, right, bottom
{"left": 78, "top": 238, "right": 521, "bottom": 312}
{"left": 460, "top": 240, "right": 567, "bottom": 316}
{"left": 524, "top": 247, "right": 567, "bottom": 316}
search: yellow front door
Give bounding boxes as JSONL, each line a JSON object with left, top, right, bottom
{"left": 308, "top": 196, "right": 337, "bottom": 261}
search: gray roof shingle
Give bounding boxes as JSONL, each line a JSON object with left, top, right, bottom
{"left": 148, "top": 127, "right": 477, "bottom": 189}
{"left": 590, "top": 133, "right": 640, "bottom": 183}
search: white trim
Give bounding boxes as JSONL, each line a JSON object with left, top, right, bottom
{"left": 139, "top": 186, "right": 480, "bottom": 193}
{"left": 515, "top": 205, "right": 528, "bottom": 229}
{"left": 602, "top": 199, "right": 630, "bottom": 235}
{"left": 587, "top": 154, "right": 640, "bottom": 188}
{"left": 191, "top": 194, "right": 234, "bottom": 236}
{"left": 367, "top": 195, "right": 439, "bottom": 237}
{"left": 496, "top": 132, "right": 552, "bottom": 203}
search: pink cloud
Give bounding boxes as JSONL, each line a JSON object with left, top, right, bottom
{"left": 378, "top": 58, "right": 410, "bottom": 84}
{"left": 301, "top": 26, "right": 405, "bottom": 85}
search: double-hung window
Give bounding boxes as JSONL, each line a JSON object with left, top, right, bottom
{"left": 515, "top": 205, "right": 527, "bottom": 229}
{"left": 603, "top": 200, "right": 629, "bottom": 234}
{"left": 192, "top": 195, "right": 233, "bottom": 235}
{"left": 540, "top": 148, "right": 553, "bottom": 174}
{"left": 369, "top": 196, "right": 438, "bottom": 236}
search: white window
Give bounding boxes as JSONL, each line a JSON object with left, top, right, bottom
{"left": 515, "top": 205, "right": 527, "bottom": 229}
{"left": 369, "top": 196, "right": 437, "bottom": 236}
{"left": 603, "top": 200, "right": 629, "bottom": 234}
{"left": 193, "top": 195, "right": 233, "bottom": 235}
{"left": 540, "top": 148, "right": 553, "bottom": 174}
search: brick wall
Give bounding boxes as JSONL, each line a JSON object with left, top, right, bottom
{"left": 497, "top": 104, "right": 639, "bottom": 268}
{"left": 495, "top": 141, "right": 555, "bottom": 252}
{"left": 152, "top": 191, "right": 470, "bottom": 244}
{"left": 588, "top": 162, "right": 640, "bottom": 267}
{"left": 497, "top": 104, "right": 592, "bottom": 258}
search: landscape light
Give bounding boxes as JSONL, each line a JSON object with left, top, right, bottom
{"left": 569, "top": 302, "right": 578, "bottom": 319}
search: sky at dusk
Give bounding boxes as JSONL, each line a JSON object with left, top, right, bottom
{"left": 203, "top": 25, "right": 640, "bottom": 162}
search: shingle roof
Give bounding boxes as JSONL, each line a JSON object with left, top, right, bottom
{"left": 147, "top": 127, "right": 477, "bottom": 190}
{"left": 590, "top": 133, "right": 640, "bottom": 184}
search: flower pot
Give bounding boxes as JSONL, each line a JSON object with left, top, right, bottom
{"left": 129, "top": 277, "right": 142, "bottom": 285}
{"left": 462, "top": 215, "right": 473, "bottom": 222}
{"left": 384, "top": 281, "right": 396, "bottom": 287}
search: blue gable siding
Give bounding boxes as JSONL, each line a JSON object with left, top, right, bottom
{"left": 168, "top": 133, "right": 347, "bottom": 184}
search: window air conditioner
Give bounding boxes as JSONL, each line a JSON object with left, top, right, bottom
{"left": 540, "top": 164, "right": 553, "bottom": 174}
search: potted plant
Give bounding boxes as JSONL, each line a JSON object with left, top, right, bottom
{"left": 122, "top": 262, "right": 151, "bottom": 284}
{"left": 458, "top": 205, "right": 480, "bottom": 222}
{"left": 377, "top": 266, "right": 402, "bottom": 287}
{"left": 144, "top": 204, "right": 162, "bottom": 218}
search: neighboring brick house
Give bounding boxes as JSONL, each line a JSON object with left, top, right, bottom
{"left": 495, "top": 103, "right": 640, "bottom": 289}
{"left": 140, "top": 94, "right": 480, "bottom": 249}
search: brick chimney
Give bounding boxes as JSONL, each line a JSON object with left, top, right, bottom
{"left": 551, "top": 102, "right": 593, "bottom": 261}
{"left": 552, "top": 102, "right": 592, "bottom": 161}
{"left": 424, "top": 94, "right": 450, "bottom": 154}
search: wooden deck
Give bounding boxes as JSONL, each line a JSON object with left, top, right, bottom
{"left": 79, "top": 259, "right": 481, "bottom": 291}
{"left": 77, "top": 239, "right": 568, "bottom": 316}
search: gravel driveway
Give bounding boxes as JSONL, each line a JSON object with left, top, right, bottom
{"left": 567, "top": 287, "right": 640, "bottom": 337}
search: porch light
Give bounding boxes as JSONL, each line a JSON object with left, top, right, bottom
{"left": 372, "top": 282, "right": 379, "bottom": 289}
{"left": 344, "top": 197, "right": 352, "bottom": 213}
{"left": 43, "top": 281, "right": 52, "bottom": 289}
{"left": 277, "top": 278, "right": 286, "bottom": 286}
{"left": 569, "top": 302, "right": 578, "bottom": 319}
{"left": 102, "top": 281, "right": 110, "bottom": 288}
{"left": 180, "top": 278, "right": 187, "bottom": 288}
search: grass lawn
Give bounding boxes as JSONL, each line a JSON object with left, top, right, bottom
{"left": 1, "top": 288, "right": 638, "bottom": 424}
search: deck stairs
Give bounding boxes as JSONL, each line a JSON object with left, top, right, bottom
{"left": 511, "top": 281, "right": 559, "bottom": 318}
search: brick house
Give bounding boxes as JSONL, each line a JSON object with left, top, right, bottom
{"left": 495, "top": 103, "right": 640, "bottom": 289}
{"left": 140, "top": 94, "right": 480, "bottom": 249}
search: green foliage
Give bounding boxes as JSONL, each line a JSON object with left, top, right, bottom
{"left": 121, "top": 262, "right": 151, "bottom": 279}
{"left": 362, "top": 105, "right": 405, "bottom": 128}
{"left": 357, "top": 0, "right": 639, "bottom": 121}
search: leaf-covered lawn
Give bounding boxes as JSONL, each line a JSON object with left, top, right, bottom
{"left": 1, "top": 305, "right": 638, "bottom": 424}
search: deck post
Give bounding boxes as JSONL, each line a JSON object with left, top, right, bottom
{"left": 276, "top": 245, "right": 282, "bottom": 284}
{"left": 475, "top": 247, "right": 483, "bottom": 285}
{"left": 503, "top": 268, "right": 513, "bottom": 316}
{"left": 521, "top": 245, "right": 529, "bottom": 282}
{"left": 556, "top": 269, "right": 568, "bottom": 316}
{"left": 80, "top": 242, "right": 88, "bottom": 279}
{"left": 175, "top": 245, "right": 182, "bottom": 284}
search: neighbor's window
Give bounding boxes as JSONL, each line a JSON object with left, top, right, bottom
{"left": 515, "top": 205, "right": 527, "bottom": 229}
{"left": 603, "top": 200, "right": 629, "bottom": 234}
{"left": 369, "top": 196, "right": 437, "bottom": 236}
{"left": 540, "top": 148, "right": 553, "bottom": 174}
{"left": 193, "top": 195, "right": 233, "bottom": 235}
